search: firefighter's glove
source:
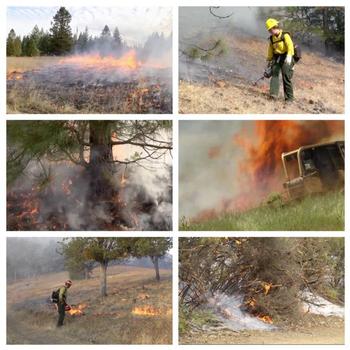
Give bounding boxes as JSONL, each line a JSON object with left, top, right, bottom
{"left": 285, "top": 55, "right": 292, "bottom": 65}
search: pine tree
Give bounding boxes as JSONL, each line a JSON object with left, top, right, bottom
{"left": 101, "top": 25, "right": 111, "bottom": 38}
{"left": 76, "top": 27, "right": 89, "bottom": 52}
{"left": 38, "top": 32, "right": 51, "bottom": 55}
{"left": 49, "top": 7, "right": 73, "bottom": 55}
{"left": 25, "top": 38, "right": 40, "bottom": 57}
{"left": 113, "top": 27, "right": 122, "bottom": 47}
{"left": 13, "top": 37, "right": 22, "bottom": 56}
{"left": 6, "top": 29, "right": 16, "bottom": 56}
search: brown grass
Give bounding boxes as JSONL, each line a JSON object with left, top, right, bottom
{"left": 180, "top": 315, "right": 344, "bottom": 344}
{"left": 7, "top": 56, "right": 61, "bottom": 74}
{"left": 6, "top": 56, "right": 172, "bottom": 114}
{"left": 7, "top": 265, "right": 172, "bottom": 344}
{"left": 179, "top": 36, "right": 344, "bottom": 114}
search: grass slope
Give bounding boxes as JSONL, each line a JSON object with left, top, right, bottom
{"left": 179, "top": 35, "right": 344, "bottom": 114}
{"left": 181, "top": 191, "right": 344, "bottom": 231}
{"left": 7, "top": 265, "right": 172, "bottom": 344}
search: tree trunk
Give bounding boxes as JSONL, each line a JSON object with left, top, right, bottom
{"left": 152, "top": 256, "right": 160, "bottom": 282}
{"left": 100, "top": 261, "right": 108, "bottom": 297}
{"left": 88, "top": 121, "right": 115, "bottom": 201}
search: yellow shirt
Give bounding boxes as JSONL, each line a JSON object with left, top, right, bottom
{"left": 267, "top": 31, "right": 294, "bottom": 61}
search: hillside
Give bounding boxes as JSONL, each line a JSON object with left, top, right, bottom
{"left": 7, "top": 265, "right": 172, "bottom": 344}
{"left": 181, "top": 191, "right": 344, "bottom": 231}
{"left": 179, "top": 35, "right": 344, "bottom": 114}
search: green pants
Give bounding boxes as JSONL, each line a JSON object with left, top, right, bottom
{"left": 270, "top": 55, "right": 294, "bottom": 101}
{"left": 57, "top": 302, "right": 65, "bottom": 327}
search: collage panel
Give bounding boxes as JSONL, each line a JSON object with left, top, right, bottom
{"left": 7, "top": 237, "right": 173, "bottom": 344}
{"left": 179, "top": 120, "right": 344, "bottom": 231}
{"left": 179, "top": 237, "right": 344, "bottom": 345}
{"left": 7, "top": 120, "right": 173, "bottom": 231}
{"left": 6, "top": 6, "right": 172, "bottom": 114}
{"left": 179, "top": 6, "right": 344, "bottom": 114}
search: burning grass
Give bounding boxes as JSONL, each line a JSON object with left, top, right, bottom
{"left": 181, "top": 191, "right": 344, "bottom": 231}
{"left": 7, "top": 265, "right": 172, "bottom": 344}
{"left": 7, "top": 55, "right": 172, "bottom": 114}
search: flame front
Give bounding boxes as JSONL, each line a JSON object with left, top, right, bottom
{"left": 234, "top": 120, "right": 344, "bottom": 200}
{"left": 59, "top": 50, "right": 141, "bottom": 71}
{"left": 132, "top": 305, "right": 170, "bottom": 316}
{"left": 194, "top": 120, "right": 344, "bottom": 223}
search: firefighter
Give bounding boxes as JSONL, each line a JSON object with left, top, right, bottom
{"left": 57, "top": 279, "right": 72, "bottom": 327}
{"left": 265, "top": 18, "right": 294, "bottom": 102}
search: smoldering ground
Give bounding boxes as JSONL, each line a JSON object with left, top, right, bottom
{"left": 7, "top": 123, "right": 172, "bottom": 231}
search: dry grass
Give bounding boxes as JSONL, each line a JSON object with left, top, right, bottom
{"left": 6, "top": 56, "right": 172, "bottom": 114}
{"left": 7, "top": 56, "right": 61, "bottom": 74}
{"left": 179, "top": 36, "right": 344, "bottom": 114}
{"left": 180, "top": 315, "right": 344, "bottom": 344}
{"left": 7, "top": 57, "right": 73, "bottom": 114}
{"left": 7, "top": 265, "right": 172, "bottom": 344}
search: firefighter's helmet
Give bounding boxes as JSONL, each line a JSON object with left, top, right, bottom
{"left": 65, "top": 279, "right": 73, "bottom": 287}
{"left": 266, "top": 18, "right": 279, "bottom": 31}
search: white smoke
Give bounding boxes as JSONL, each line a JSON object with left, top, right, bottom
{"left": 207, "top": 292, "right": 276, "bottom": 331}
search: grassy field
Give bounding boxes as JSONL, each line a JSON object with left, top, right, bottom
{"left": 7, "top": 57, "right": 74, "bottom": 114}
{"left": 7, "top": 56, "right": 61, "bottom": 74}
{"left": 6, "top": 56, "right": 172, "bottom": 114}
{"left": 7, "top": 265, "right": 172, "bottom": 344}
{"left": 180, "top": 191, "right": 344, "bottom": 231}
{"left": 180, "top": 35, "right": 344, "bottom": 114}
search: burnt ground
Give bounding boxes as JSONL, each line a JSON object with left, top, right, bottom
{"left": 7, "top": 176, "right": 172, "bottom": 231}
{"left": 179, "top": 34, "right": 344, "bottom": 114}
{"left": 180, "top": 314, "right": 344, "bottom": 345}
{"left": 7, "top": 63, "right": 172, "bottom": 114}
{"left": 7, "top": 266, "right": 172, "bottom": 344}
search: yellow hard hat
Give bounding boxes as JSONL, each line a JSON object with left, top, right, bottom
{"left": 266, "top": 18, "right": 279, "bottom": 31}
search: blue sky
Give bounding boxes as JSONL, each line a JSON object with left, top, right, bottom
{"left": 7, "top": 7, "right": 172, "bottom": 45}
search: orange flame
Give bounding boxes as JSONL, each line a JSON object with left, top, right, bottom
{"left": 59, "top": 50, "right": 141, "bottom": 71}
{"left": 67, "top": 303, "right": 87, "bottom": 316}
{"left": 234, "top": 120, "right": 344, "bottom": 199}
{"left": 132, "top": 305, "right": 171, "bottom": 316}
{"left": 258, "top": 314, "right": 273, "bottom": 324}
{"left": 193, "top": 120, "right": 344, "bottom": 223}
{"left": 7, "top": 71, "right": 24, "bottom": 81}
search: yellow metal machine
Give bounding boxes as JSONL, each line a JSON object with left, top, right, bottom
{"left": 282, "top": 141, "right": 344, "bottom": 199}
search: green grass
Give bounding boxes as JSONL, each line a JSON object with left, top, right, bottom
{"left": 179, "top": 305, "right": 218, "bottom": 336}
{"left": 180, "top": 191, "right": 344, "bottom": 231}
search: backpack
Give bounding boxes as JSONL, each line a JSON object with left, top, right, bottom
{"left": 270, "top": 31, "right": 302, "bottom": 63}
{"left": 51, "top": 289, "right": 59, "bottom": 304}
